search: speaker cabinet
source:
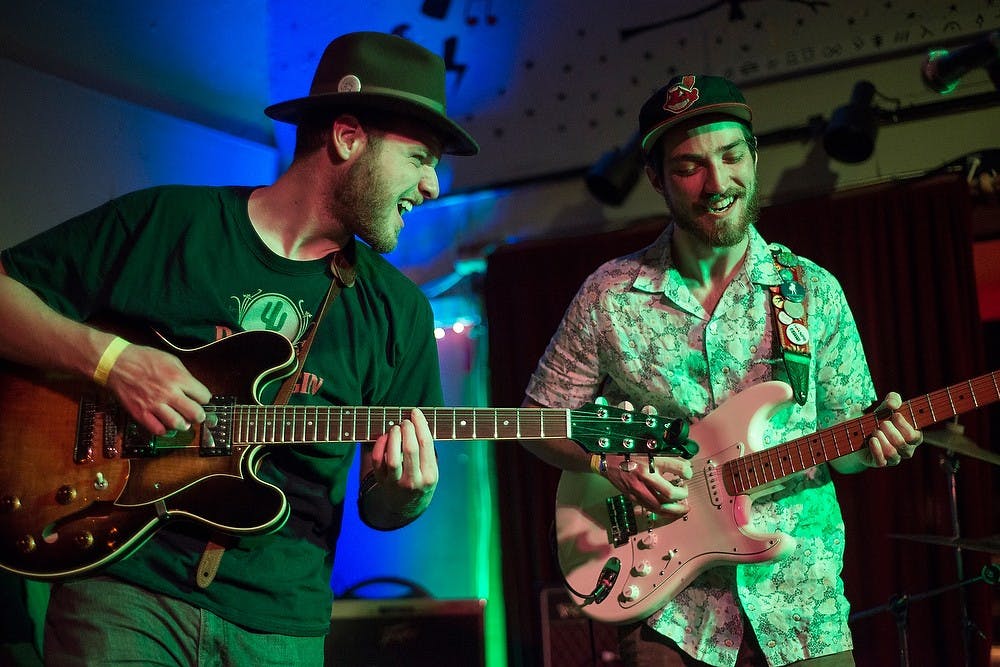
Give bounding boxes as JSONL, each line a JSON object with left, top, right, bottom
{"left": 325, "top": 598, "right": 485, "bottom": 667}
{"left": 541, "top": 587, "right": 622, "bottom": 667}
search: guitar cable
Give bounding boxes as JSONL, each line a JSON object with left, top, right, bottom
{"left": 549, "top": 522, "right": 621, "bottom": 604}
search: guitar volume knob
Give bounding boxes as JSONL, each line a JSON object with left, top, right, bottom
{"left": 16, "top": 534, "right": 36, "bottom": 554}
{"left": 55, "top": 485, "right": 77, "bottom": 505}
{"left": 621, "top": 584, "right": 642, "bottom": 601}
{"left": 633, "top": 559, "right": 653, "bottom": 576}
{"left": 0, "top": 495, "right": 21, "bottom": 513}
{"left": 639, "top": 533, "right": 658, "bottom": 549}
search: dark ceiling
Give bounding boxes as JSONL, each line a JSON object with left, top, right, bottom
{"left": 2, "top": 1, "right": 998, "bottom": 193}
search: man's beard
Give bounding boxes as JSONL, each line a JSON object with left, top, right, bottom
{"left": 669, "top": 181, "right": 760, "bottom": 248}
{"left": 331, "top": 143, "right": 400, "bottom": 254}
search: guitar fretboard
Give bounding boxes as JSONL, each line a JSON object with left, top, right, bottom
{"left": 219, "top": 406, "right": 573, "bottom": 444}
{"left": 725, "top": 371, "right": 1000, "bottom": 494}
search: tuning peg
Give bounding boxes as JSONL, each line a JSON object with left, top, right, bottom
{"left": 641, "top": 405, "right": 658, "bottom": 415}
{"left": 616, "top": 400, "right": 635, "bottom": 411}
{"left": 619, "top": 454, "right": 638, "bottom": 472}
{"left": 594, "top": 396, "right": 609, "bottom": 406}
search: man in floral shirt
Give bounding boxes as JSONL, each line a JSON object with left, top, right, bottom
{"left": 521, "top": 75, "right": 923, "bottom": 666}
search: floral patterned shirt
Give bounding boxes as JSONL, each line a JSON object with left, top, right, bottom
{"left": 526, "top": 224, "right": 876, "bottom": 666}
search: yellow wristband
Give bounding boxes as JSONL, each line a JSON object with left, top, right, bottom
{"left": 590, "top": 454, "right": 607, "bottom": 476}
{"left": 93, "top": 336, "right": 130, "bottom": 386}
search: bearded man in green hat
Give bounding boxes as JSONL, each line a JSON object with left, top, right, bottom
{"left": 0, "top": 31, "right": 477, "bottom": 665}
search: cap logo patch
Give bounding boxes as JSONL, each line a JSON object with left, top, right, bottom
{"left": 337, "top": 74, "right": 362, "bottom": 93}
{"left": 663, "top": 75, "right": 699, "bottom": 115}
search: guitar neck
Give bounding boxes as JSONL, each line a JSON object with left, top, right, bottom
{"left": 725, "top": 370, "right": 1000, "bottom": 494}
{"left": 222, "top": 405, "right": 572, "bottom": 445}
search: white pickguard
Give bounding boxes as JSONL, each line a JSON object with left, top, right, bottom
{"left": 555, "top": 381, "right": 799, "bottom": 624}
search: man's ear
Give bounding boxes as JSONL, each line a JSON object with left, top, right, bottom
{"left": 645, "top": 164, "right": 664, "bottom": 195}
{"left": 329, "top": 114, "right": 366, "bottom": 161}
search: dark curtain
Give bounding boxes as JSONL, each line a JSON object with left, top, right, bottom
{"left": 486, "top": 175, "right": 995, "bottom": 667}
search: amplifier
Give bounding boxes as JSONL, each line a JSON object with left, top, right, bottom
{"left": 541, "top": 587, "right": 622, "bottom": 667}
{"left": 325, "top": 598, "right": 486, "bottom": 667}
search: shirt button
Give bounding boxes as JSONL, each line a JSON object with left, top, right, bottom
{"left": 767, "top": 640, "right": 777, "bottom": 648}
{"left": 724, "top": 640, "right": 734, "bottom": 647}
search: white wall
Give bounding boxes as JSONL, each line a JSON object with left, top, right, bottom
{"left": 423, "top": 49, "right": 1000, "bottom": 266}
{"left": 0, "top": 58, "right": 278, "bottom": 249}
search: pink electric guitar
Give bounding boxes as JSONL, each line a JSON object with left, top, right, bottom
{"left": 555, "top": 373, "right": 999, "bottom": 624}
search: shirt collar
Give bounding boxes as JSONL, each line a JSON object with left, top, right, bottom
{"left": 632, "top": 224, "right": 783, "bottom": 295}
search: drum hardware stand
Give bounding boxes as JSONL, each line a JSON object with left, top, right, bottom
{"left": 852, "top": 419, "right": 998, "bottom": 667}
{"left": 941, "top": 444, "right": 972, "bottom": 667}
{"left": 849, "top": 564, "right": 998, "bottom": 667}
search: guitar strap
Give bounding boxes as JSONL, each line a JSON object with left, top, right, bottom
{"left": 195, "top": 246, "right": 357, "bottom": 589}
{"left": 767, "top": 244, "right": 811, "bottom": 406}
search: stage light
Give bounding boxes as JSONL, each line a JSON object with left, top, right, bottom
{"left": 823, "top": 81, "right": 879, "bottom": 163}
{"left": 585, "top": 132, "right": 643, "bottom": 205}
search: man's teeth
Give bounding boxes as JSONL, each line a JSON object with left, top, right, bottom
{"left": 707, "top": 196, "right": 735, "bottom": 212}
{"left": 398, "top": 200, "right": 413, "bottom": 214}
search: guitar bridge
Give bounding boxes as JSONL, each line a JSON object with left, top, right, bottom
{"left": 75, "top": 394, "right": 121, "bottom": 462}
{"left": 606, "top": 494, "right": 638, "bottom": 547}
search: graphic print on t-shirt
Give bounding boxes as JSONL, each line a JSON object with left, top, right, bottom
{"left": 226, "top": 290, "right": 326, "bottom": 396}
{"left": 231, "top": 290, "right": 312, "bottom": 343}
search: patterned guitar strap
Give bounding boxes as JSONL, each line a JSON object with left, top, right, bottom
{"left": 195, "top": 247, "right": 357, "bottom": 589}
{"left": 768, "top": 244, "right": 811, "bottom": 406}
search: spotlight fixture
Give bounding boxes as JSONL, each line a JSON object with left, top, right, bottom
{"left": 823, "top": 80, "right": 879, "bottom": 164}
{"left": 585, "top": 132, "right": 643, "bottom": 206}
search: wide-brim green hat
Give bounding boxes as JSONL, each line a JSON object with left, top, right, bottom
{"left": 265, "top": 31, "right": 479, "bottom": 156}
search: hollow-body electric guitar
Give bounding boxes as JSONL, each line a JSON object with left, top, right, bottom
{"left": 555, "top": 373, "right": 1000, "bottom": 624}
{"left": 0, "top": 323, "right": 690, "bottom": 580}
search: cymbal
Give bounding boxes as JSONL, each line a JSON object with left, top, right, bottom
{"left": 922, "top": 428, "right": 1000, "bottom": 466}
{"left": 888, "top": 533, "right": 1000, "bottom": 554}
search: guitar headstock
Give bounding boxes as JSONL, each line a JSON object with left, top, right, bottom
{"left": 569, "top": 401, "right": 697, "bottom": 459}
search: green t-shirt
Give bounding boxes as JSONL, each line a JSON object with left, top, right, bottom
{"left": 1, "top": 185, "right": 444, "bottom": 635}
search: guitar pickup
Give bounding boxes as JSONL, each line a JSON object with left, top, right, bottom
{"left": 606, "top": 494, "right": 638, "bottom": 547}
{"left": 122, "top": 421, "right": 158, "bottom": 457}
{"left": 199, "top": 397, "right": 234, "bottom": 457}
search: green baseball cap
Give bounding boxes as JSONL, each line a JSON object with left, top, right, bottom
{"left": 639, "top": 74, "right": 753, "bottom": 155}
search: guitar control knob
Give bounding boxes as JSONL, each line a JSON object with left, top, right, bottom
{"left": 74, "top": 532, "right": 95, "bottom": 550}
{"left": 0, "top": 495, "right": 21, "bottom": 513}
{"left": 55, "top": 485, "right": 77, "bottom": 505}
{"left": 16, "top": 535, "right": 36, "bottom": 554}
{"left": 633, "top": 560, "right": 653, "bottom": 576}
{"left": 621, "top": 584, "right": 642, "bottom": 601}
{"left": 639, "top": 533, "right": 659, "bottom": 549}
